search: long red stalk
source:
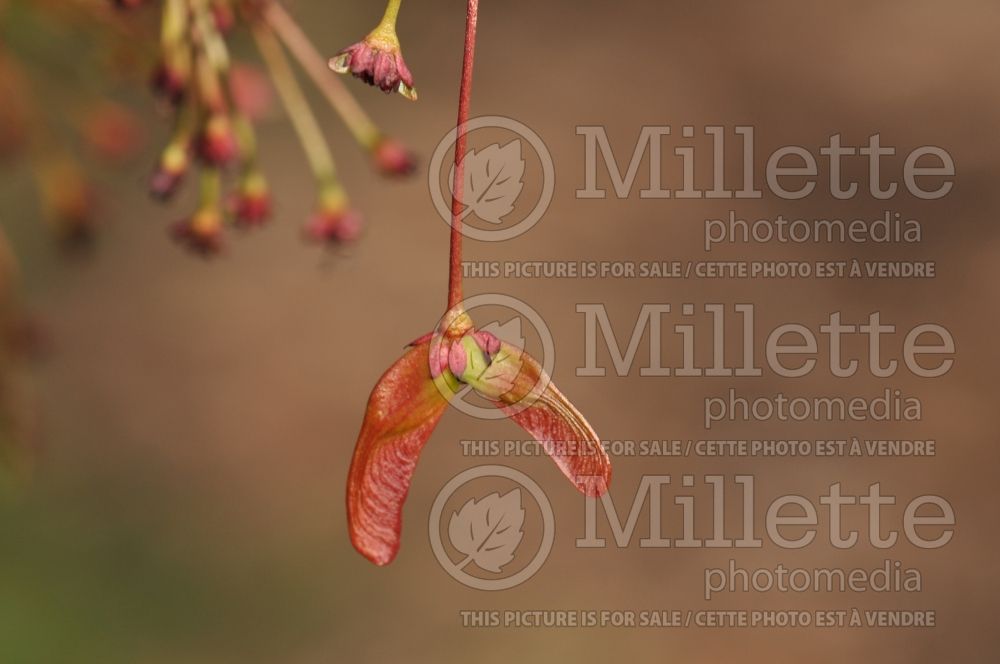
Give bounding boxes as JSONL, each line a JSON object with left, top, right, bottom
{"left": 447, "top": 0, "right": 479, "bottom": 311}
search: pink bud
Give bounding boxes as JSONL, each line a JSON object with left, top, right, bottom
{"left": 230, "top": 172, "right": 271, "bottom": 227}
{"left": 304, "top": 208, "right": 363, "bottom": 245}
{"left": 447, "top": 340, "right": 468, "bottom": 378}
{"left": 149, "top": 168, "right": 184, "bottom": 200}
{"left": 232, "top": 190, "right": 271, "bottom": 227}
{"left": 172, "top": 208, "right": 224, "bottom": 255}
{"left": 151, "top": 61, "right": 188, "bottom": 106}
{"left": 196, "top": 114, "right": 238, "bottom": 166}
{"left": 372, "top": 137, "right": 416, "bottom": 176}
{"left": 472, "top": 330, "right": 501, "bottom": 356}
{"left": 149, "top": 141, "right": 190, "bottom": 200}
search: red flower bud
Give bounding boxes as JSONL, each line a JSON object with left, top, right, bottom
{"left": 196, "top": 114, "right": 238, "bottom": 166}
{"left": 172, "top": 208, "right": 224, "bottom": 255}
{"left": 304, "top": 186, "right": 362, "bottom": 244}
{"left": 372, "top": 136, "right": 416, "bottom": 176}
{"left": 304, "top": 208, "right": 362, "bottom": 244}
{"left": 149, "top": 141, "right": 190, "bottom": 201}
{"left": 231, "top": 172, "right": 271, "bottom": 227}
{"left": 151, "top": 59, "right": 189, "bottom": 106}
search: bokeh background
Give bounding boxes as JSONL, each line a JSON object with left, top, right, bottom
{"left": 1, "top": 0, "right": 999, "bottom": 661}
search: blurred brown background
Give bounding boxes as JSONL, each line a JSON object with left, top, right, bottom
{"left": 2, "top": 0, "right": 999, "bottom": 661}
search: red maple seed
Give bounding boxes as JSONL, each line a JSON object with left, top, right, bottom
{"left": 349, "top": 319, "right": 610, "bottom": 565}
{"left": 345, "top": 0, "right": 610, "bottom": 567}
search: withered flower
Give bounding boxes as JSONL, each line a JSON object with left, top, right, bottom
{"left": 329, "top": 0, "right": 417, "bottom": 100}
